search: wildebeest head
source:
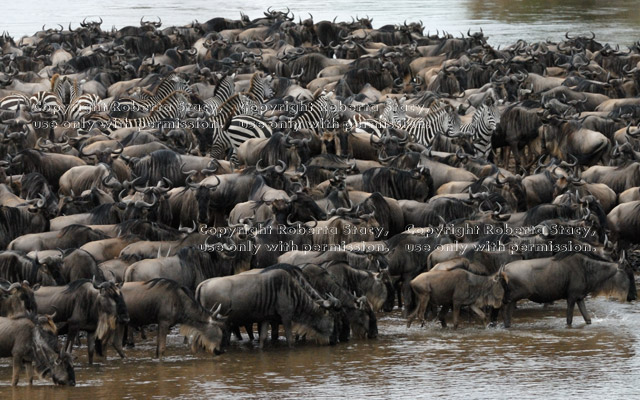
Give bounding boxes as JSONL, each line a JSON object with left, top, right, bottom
{"left": 288, "top": 188, "right": 327, "bottom": 222}
{"left": 93, "top": 280, "right": 129, "bottom": 339}
{"left": 348, "top": 295, "right": 377, "bottom": 339}
{"left": 608, "top": 251, "right": 638, "bottom": 302}
{"left": 35, "top": 254, "right": 65, "bottom": 286}
{"left": 321, "top": 128, "right": 352, "bottom": 157}
{"left": 31, "top": 321, "right": 76, "bottom": 386}
{"left": 181, "top": 303, "right": 226, "bottom": 355}
{"left": 481, "top": 272, "right": 506, "bottom": 309}
{"left": 0, "top": 280, "right": 37, "bottom": 316}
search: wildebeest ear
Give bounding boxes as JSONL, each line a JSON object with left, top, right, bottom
{"left": 32, "top": 284, "right": 41, "bottom": 291}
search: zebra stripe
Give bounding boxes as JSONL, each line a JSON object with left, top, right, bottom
{"left": 203, "top": 74, "right": 235, "bottom": 116}
{"left": 51, "top": 75, "right": 79, "bottom": 105}
{"left": 208, "top": 93, "right": 251, "bottom": 159}
{"left": 66, "top": 93, "right": 102, "bottom": 122}
{"left": 461, "top": 101, "right": 501, "bottom": 159}
{"left": 245, "top": 71, "right": 271, "bottom": 104}
{"left": 0, "top": 93, "right": 31, "bottom": 111}
{"left": 107, "top": 90, "right": 190, "bottom": 132}
{"left": 394, "top": 103, "right": 456, "bottom": 147}
{"left": 226, "top": 114, "right": 274, "bottom": 150}
{"left": 114, "top": 73, "right": 191, "bottom": 114}
{"left": 286, "top": 94, "right": 337, "bottom": 133}
{"left": 30, "top": 91, "right": 65, "bottom": 123}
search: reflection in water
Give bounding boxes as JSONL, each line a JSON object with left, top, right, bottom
{"left": 1, "top": 0, "right": 640, "bottom": 46}
{"left": 1, "top": 298, "right": 639, "bottom": 398}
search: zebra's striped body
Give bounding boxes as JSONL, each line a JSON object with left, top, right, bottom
{"left": 107, "top": 90, "right": 190, "bottom": 133}
{"left": 66, "top": 93, "right": 102, "bottom": 121}
{"left": 0, "top": 93, "right": 31, "bottom": 111}
{"left": 460, "top": 100, "right": 501, "bottom": 159}
{"left": 352, "top": 98, "right": 405, "bottom": 136}
{"left": 226, "top": 114, "right": 274, "bottom": 152}
{"left": 394, "top": 103, "right": 458, "bottom": 147}
{"left": 113, "top": 73, "right": 191, "bottom": 115}
{"left": 209, "top": 73, "right": 273, "bottom": 163}
{"left": 203, "top": 74, "right": 235, "bottom": 116}
{"left": 30, "top": 91, "right": 65, "bottom": 123}
{"left": 286, "top": 94, "right": 338, "bottom": 134}
{"left": 209, "top": 94, "right": 252, "bottom": 159}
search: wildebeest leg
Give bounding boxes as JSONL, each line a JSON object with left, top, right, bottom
{"left": 406, "top": 292, "right": 430, "bottom": 328}
{"left": 394, "top": 280, "right": 403, "bottom": 309}
{"left": 566, "top": 298, "right": 576, "bottom": 326}
{"left": 489, "top": 307, "right": 500, "bottom": 327}
{"left": 283, "top": 320, "right": 293, "bottom": 348}
{"left": 401, "top": 277, "right": 414, "bottom": 316}
{"left": 246, "top": 324, "right": 255, "bottom": 341}
{"left": 258, "top": 321, "right": 269, "bottom": 349}
{"left": 156, "top": 322, "right": 169, "bottom": 359}
{"left": 232, "top": 326, "right": 243, "bottom": 341}
{"left": 26, "top": 361, "right": 34, "bottom": 385}
{"left": 470, "top": 305, "right": 487, "bottom": 326}
{"left": 140, "top": 326, "right": 147, "bottom": 340}
{"left": 271, "top": 322, "right": 279, "bottom": 343}
{"left": 503, "top": 302, "right": 515, "bottom": 328}
{"left": 126, "top": 325, "right": 135, "bottom": 347}
{"left": 438, "top": 305, "right": 450, "bottom": 328}
{"left": 87, "top": 331, "right": 96, "bottom": 364}
{"left": 577, "top": 299, "right": 591, "bottom": 324}
{"left": 66, "top": 329, "right": 78, "bottom": 354}
{"left": 112, "top": 325, "right": 126, "bottom": 358}
{"left": 12, "top": 356, "right": 21, "bottom": 386}
{"left": 452, "top": 304, "right": 461, "bottom": 329}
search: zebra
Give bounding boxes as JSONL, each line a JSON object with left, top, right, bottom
{"left": 210, "top": 72, "right": 275, "bottom": 164}
{"left": 106, "top": 90, "right": 191, "bottom": 133}
{"left": 225, "top": 114, "right": 274, "bottom": 157}
{"left": 29, "top": 91, "right": 65, "bottom": 123}
{"left": 0, "top": 93, "right": 31, "bottom": 111}
{"left": 51, "top": 74, "right": 79, "bottom": 106}
{"left": 284, "top": 92, "right": 338, "bottom": 134}
{"left": 394, "top": 102, "right": 459, "bottom": 147}
{"left": 112, "top": 73, "right": 191, "bottom": 115}
{"left": 203, "top": 73, "right": 235, "bottom": 116}
{"left": 223, "top": 92, "right": 335, "bottom": 166}
{"left": 66, "top": 93, "right": 103, "bottom": 122}
{"left": 208, "top": 93, "right": 253, "bottom": 159}
{"left": 460, "top": 98, "right": 501, "bottom": 159}
{"left": 244, "top": 71, "right": 272, "bottom": 105}
{"left": 352, "top": 98, "right": 406, "bottom": 136}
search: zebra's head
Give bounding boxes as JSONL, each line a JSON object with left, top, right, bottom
{"left": 481, "top": 97, "right": 501, "bottom": 131}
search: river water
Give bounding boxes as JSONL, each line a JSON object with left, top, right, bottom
{"left": 1, "top": 297, "right": 639, "bottom": 398}
{"left": 1, "top": 0, "right": 640, "bottom": 47}
{"left": 2, "top": 1, "right": 640, "bottom": 397}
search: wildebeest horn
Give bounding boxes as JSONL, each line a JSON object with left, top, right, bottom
{"left": 135, "top": 193, "right": 157, "bottom": 208}
{"left": 209, "top": 303, "right": 222, "bottom": 319}
{"left": 275, "top": 160, "right": 287, "bottom": 173}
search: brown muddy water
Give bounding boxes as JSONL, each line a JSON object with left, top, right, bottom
{"left": 1, "top": 297, "right": 639, "bottom": 399}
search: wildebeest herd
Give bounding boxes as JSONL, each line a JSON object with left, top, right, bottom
{"left": 1, "top": 8, "right": 639, "bottom": 386}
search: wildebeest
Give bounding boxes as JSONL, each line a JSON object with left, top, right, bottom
{"left": 115, "top": 278, "right": 225, "bottom": 358}
{"left": 124, "top": 245, "right": 247, "bottom": 290}
{"left": 196, "top": 267, "right": 335, "bottom": 348}
{"left": 0, "top": 280, "right": 37, "bottom": 317}
{"left": 501, "top": 251, "right": 636, "bottom": 327}
{"left": 34, "top": 279, "right": 129, "bottom": 363}
{"left": 0, "top": 314, "right": 75, "bottom": 386}
{"left": 406, "top": 268, "right": 504, "bottom": 329}
{"left": 0, "top": 251, "right": 64, "bottom": 285}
